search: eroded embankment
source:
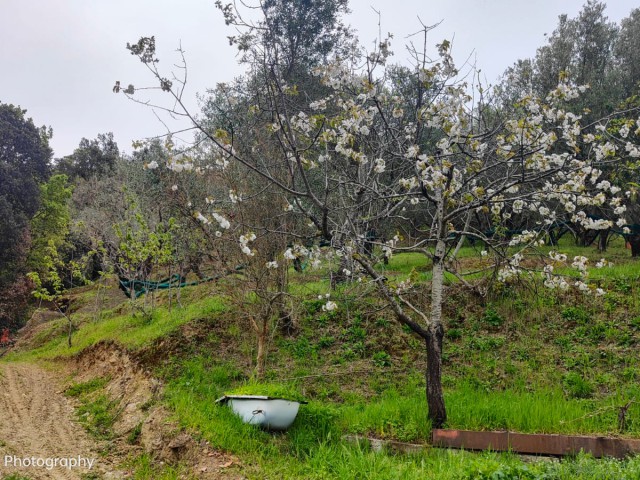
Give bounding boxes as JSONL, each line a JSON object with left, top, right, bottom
{"left": 1, "top": 339, "right": 242, "bottom": 479}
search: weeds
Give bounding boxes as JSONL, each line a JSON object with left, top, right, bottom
{"left": 65, "top": 377, "right": 110, "bottom": 397}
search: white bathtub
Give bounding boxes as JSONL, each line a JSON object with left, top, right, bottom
{"left": 216, "top": 395, "right": 306, "bottom": 431}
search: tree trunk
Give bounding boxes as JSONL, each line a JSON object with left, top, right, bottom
{"left": 629, "top": 235, "right": 640, "bottom": 257}
{"left": 255, "top": 323, "right": 266, "bottom": 379}
{"left": 597, "top": 229, "right": 609, "bottom": 253}
{"left": 426, "top": 324, "right": 445, "bottom": 427}
{"left": 427, "top": 239, "right": 447, "bottom": 427}
{"left": 276, "top": 269, "right": 296, "bottom": 335}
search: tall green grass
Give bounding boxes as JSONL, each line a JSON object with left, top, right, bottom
{"left": 162, "top": 356, "right": 640, "bottom": 479}
{"left": 3, "top": 296, "right": 226, "bottom": 362}
{"left": 446, "top": 385, "right": 640, "bottom": 436}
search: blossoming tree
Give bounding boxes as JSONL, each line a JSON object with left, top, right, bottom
{"left": 116, "top": 3, "right": 640, "bottom": 427}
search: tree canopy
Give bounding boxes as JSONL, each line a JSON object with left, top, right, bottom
{"left": 0, "top": 102, "right": 52, "bottom": 287}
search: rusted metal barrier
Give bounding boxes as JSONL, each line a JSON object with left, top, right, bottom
{"left": 432, "top": 429, "right": 640, "bottom": 458}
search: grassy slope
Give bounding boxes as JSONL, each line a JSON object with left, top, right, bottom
{"left": 5, "top": 238, "right": 640, "bottom": 478}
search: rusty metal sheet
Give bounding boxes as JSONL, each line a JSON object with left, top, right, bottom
{"left": 432, "top": 429, "right": 640, "bottom": 458}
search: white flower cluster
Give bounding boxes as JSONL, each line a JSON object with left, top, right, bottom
{"left": 291, "top": 111, "right": 313, "bottom": 134}
{"left": 619, "top": 124, "right": 630, "bottom": 139}
{"left": 229, "top": 190, "right": 242, "bottom": 203}
{"left": 374, "top": 158, "right": 386, "bottom": 173}
{"left": 594, "top": 142, "right": 616, "bottom": 161}
{"left": 625, "top": 142, "right": 640, "bottom": 158}
{"left": 595, "top": 258, "right": 613, "bottom": 269}
{"left": 195, "top": 211, "right": 211, "bottom": 225}
{"left": 508, "top": 230, "right": 541, "bottom": 247}
{"left": 167, "top": 153, "right": 196, "bottom": 173}
{"left": 284, "top": 244, "right": 309, "bottom": 261}
{"left": 212, "top": 212, "right": 231, "bottom": 230}
{"left": 571, "top": 255, "right": 588, "bottom": 276}
{"left": 395, "top": 279, "right": 412, "bottom": 294}
{"left": 399, "top": 177, "right": 418, "bottom": 190}
{"left": 543, "top": 274, "right": 570, "bottom": 291}
{"left": 546, "top": 81, "right": 588, "bottom": 102}
{"left": 309, "top": 98, "right": 328, "bottom": 111}
{"left": 549, "top": 251, "right": 568, "bottom": 263}
{"left": 571, "top": 212, "right": 612, "bottom": 230}
{"left": 497, "top": 266, "right": 519, "bottom": 283}
{"left": 382, "top": 235, "right": 400, "bottom": 259}
{"left": 323, "top": 301, "right": 337, "bottom": 312}
{"left": 318, "top": 293, "right": 337, "bottom": 312}
{"left": 239, "top": 233, "right": 256, "bottom": 256}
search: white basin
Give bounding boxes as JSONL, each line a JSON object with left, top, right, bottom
{"left": 216, "top": 395, "right": 305, "bottom": 431}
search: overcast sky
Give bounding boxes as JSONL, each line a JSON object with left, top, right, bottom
{"left": 1, "top": 0, "right": 637, "bottom": 159}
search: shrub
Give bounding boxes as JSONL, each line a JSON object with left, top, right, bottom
{"left": 561, "top": 306, "right": 589, "bottom": 324}
{"left": 563, "top": 372, "right": 594, "bottom": 399}
{"left": 372, "top": 351, "right": 392, "bottom": 367}
{"left": 482, "top": 307, "right": 504, "bottom": 328}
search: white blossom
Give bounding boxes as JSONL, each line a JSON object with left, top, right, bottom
{"left": 322, "top": 300, "right": 338, "bottom": 312}
{"left": 620, "top": 124, "right": 630, "bottom": 138}
{"left": 549, "top": 251, "right": 567, "bottom": 262}
{"left": 212, "top": 212, "right": 231, "bottom": 229}
{"left": 195, "top": 212, "right": 211, "bottom": 225}
{"left": 229, "top": 190, "right": 241, "bottom": 203}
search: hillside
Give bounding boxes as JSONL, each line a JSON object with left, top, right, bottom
{"left": 2, "top": 238, "right": 640, "bottom": 479}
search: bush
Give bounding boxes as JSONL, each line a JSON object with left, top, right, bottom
{"left": 482, "top": 308, "right": 504, "bottom": 328}
{"left": 563, "top": 372, "right": 594, "bottom": 399}
{"left": 561, "top": 306, "right": 589, "bottom": 324}
{"left": 372, "top": 351, "right": 392, "bottom": 367}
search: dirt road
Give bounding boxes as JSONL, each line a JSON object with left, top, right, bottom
{"left": 0, "top": 363, "right": 105, "bottom": 480}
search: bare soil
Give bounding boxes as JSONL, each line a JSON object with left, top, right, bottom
{"left": 1, "top": 340, "right": 243, "bottom": 479}
{"left": 0, "top": 362, "right": 108, "bottom": 480}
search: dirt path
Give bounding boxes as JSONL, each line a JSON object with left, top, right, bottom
{"left": 0, "top": 363, "right": 106, "bottom": 480}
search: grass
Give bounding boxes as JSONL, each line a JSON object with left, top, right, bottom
{"left": 446, "top": 385, "right": 640, "bottom": 436}
{"left": 63, "top": 377, "right": 119, "bottom": 441}
{"left": 124, "top": 455, "right": 196, "bottom": 480}
{"left": 65, "top": 377, "right": 119, "bottom": 440}
{"left": 4, "top": 238, "right": 640, "bottom": 478}
{"left": 162, "top": 355, "right": 640, "bottom": 479}
{"left": 76, "top": 394, "right": 118, "bottom": 440}
{"left": 3, "top": 295, "right": 226, "bottom": 362}
{"left": 65, "top": 376, "right": 110, "bottom": 397}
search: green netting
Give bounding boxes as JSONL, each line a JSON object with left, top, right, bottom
{"left": 118, "top": 265, "right": 245, "bottom": 299}
{"left": 118, "top": 274, "right": 215, "bottom": 299}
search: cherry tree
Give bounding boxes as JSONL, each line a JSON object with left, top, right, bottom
{"left": 116, "top": 3, "right": 640, "bottom": 427}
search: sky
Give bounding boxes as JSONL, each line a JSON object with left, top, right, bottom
{"left": 1, "top": 0, "right": 637, "bottom": 159}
